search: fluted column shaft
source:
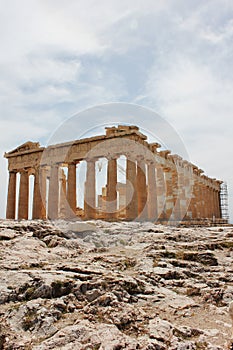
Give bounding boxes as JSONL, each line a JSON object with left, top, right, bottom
{"left": 207, "top": 187, "right": 211, "bottom": 218}
{"left": 184, "top": 169, "right": 194, "bottom": 220}
{"left": 215, "top": 189, "right": 219, "bottom": 218}
{"left": 198, "top": 183, "right": 203, "bottom": 218}
{"left": 179, "top": 169, "right": 188, "bottom": 219}
{"left": 198, "top": 183, "right": 204, "bottom": 218}
{"left": 171, "top": 169, "right": 181, "bottom": 221}
{"left": 59, "top": 170, "right": 67, "bottom": 218}
{"left": 192, "top": 181, "right": 200, "bottom": 219}
{"left": 48, "top": 164, "right": 59, "bottom": 220}
{"left": 156, "top": 167, "right": 166, "bottom": 219}
{"left": 217, "top": 190, "right": 221, "bottom": 218}
{"left": 18, "top": 170, "right": 29, "bottom": 220}
{"left": 67, "top": 162, "right": 77, "bottom": 217}
{"left": 106, "top": 157, "right": 117, "bottom": 219}
{"left": 164, "top": 169, "right": 173, "bottom": 220}
{"left": 126, "top": 158, "right": 137, "bottom": 220}
{"left": 137, "top": 158, "right": 148, "bottom": 220}
{"left": 213, "top": 189, "right": 217, "bottom": 218}
{"left": 204, "top": 185, "right": 208, "bottom": 218}
{"left": 33, "top": 167, "right": 46, "bottom": 219}
{"left": 84, "top": 159, "right": 96, "bottom": 219}
{"left": 210, "top": 187, "right": 215, "bottom": 219}
{"left": 6, "top": 171, "right": 17, "bottom": 219}
{"left": 147, "top": 162, "right": 158, "bottom": 221}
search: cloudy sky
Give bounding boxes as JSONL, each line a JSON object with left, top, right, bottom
{"left": 0, "top": 0, "right": 233, "bottom": 221}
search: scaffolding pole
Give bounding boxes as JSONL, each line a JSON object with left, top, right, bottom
{"left": 220, "top": 182, "right": 229, "bottom": 222}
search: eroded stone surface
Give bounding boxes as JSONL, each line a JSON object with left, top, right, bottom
{"left": 0, "top": 220, "right": 233, "bottom": 349}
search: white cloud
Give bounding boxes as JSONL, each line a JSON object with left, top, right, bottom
{"left": 0, "top": 0, "right": 233, "bottom": 221}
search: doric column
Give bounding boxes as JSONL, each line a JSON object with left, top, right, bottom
{"left": 216, "top": 190, "right": 221, "bottom": 218}
{"left": 206, "top": 186, "right": 211, "bottom": 218}
{"left": 18, "top": 170, "right": 29, "bottom": 220}
{"left": 126, "top": 158, "right": 137, "bottom": 220}
{"left": 106, "top": 156, "right": 117, "bottom": 219}
{"left": 203, "top": 184, "right": 209, "bottom": 218}
{"left": 147, "top": 161, "right": 158, "bottom": 221}
{"left": 48, "top": 164, "right": 59, "bottom": 220}
{"left": 184, "top": 166, "right": 196, "bottom": 220}
{"left": 156, "top": 167, "right": 166, "bottom": 220}
{"left": 67, "top": 162, "right": 77, "bottom": 217}
{"left": 191, "top": 180, "right": 200, "bottom": 220}
{"left": 196, "top": 180, "right": 204, "bottom": 219}
{"left": 213, "top": 189, "right": 217, "bottom": 218}
{"left": 179, "top": 168, "right": 187, "bottom": 219}
{"left": 171, "top": 169, "right": 181, "bottom": 221}
{"left": 32, "top": 167, "right": 46, "bottom": 220}
{"left": 137, "top": 157, "right": 148, "bottom": 220}
{"left": 214, "top": 188, "right": 217, "bottom": 218}
{"left": 164, "top": 168, "right": 173, "bottom": 220}
{"left": 6, "top": 171, "right": 17, "bottom": 219}
{"left": 84, "top": 159, "right": 96, "bottom": 219}
{"left": 59, "top": 169, "right": 67, "bottom": 218}
{"left": 199, "top": 182, "right": 204, "bottom": 219}
{"left": 182, "top": 166, "right": 193, "bottom": 220}
{"left": 209, "top": 187, "right": 215, "bottom": 219}
{"left": 214, "top": 190, "right": 220, "bottom": 218}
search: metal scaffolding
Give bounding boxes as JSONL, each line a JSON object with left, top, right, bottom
{"left": 220, "top": 182, "right": 229, "bottom": 222}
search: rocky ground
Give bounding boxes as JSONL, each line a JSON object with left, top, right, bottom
{"left": 0, "top": 220, "right": 233, "bottom": 349}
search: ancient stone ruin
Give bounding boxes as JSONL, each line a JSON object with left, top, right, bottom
{"left": 4, "top": 125, "right": 225, "bottom": 223}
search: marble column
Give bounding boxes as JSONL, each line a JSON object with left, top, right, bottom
{"left": 207, "top": 187, "right": 211, "bottom": 218}
{"left": 32, "top": 167, "right": 46, "bottom": 219}
{"left": 67, "top": 162, "right": 77, "bottom": 217}
{"left": 213, "top": 188, "right": 217, "bottom": 219}
{"left": 6, "top": 171, "right": 17, "bottom": 219}
{"left": 217, "top": 190, "right": 221, "bottom": 218}
{"left": 214, "top": 189, "right": 218, "bottom": 218}
{"left": 215, "top": 189, "right": 221, "bottom": 218}
{"left": 203, "top": 185, "right": 209, "bottom": 218}
{"left": 137, "top": 157, "right": 148, "bottom": 220}
{"left": 171, "top": 169, "right": 181, "bottom": 221}
{"left": 156, "top": 167, "right": 166, "bottom": 219}
{"left": 183, "top": 168, "right": 194, "bottom": 220}
{"left": 179, "top": 169, "right": 187, "bottom": 219}
{"left": 147, "top": 161, "right": 158, "bottom": 221}
{"left": 84, "top": 159, "right": 96, "bottom": 219}
{"left": 18, "top": 170, "right": 29, "bottom": 220}
{"left": 209, "top": 187, "right": 215, "bottom": 219}
{"left": 126, "top": 158, "right": 137, "bottom": 220}
{"left": 106, "top": 157, "right": 117, "bottom": 219}
{"left": 197, "top": 182, "right": 202, "bottom": 218}
{"left": 189, "top": 180, "right": 197, "bottom": 220}
{"left": 59, "top": 169, "right": 67, "bottom": 218}
{"left": 164, "top": 169, "right": 173, "bottom": 220}
{"left": 48, "top": 164, "right": 59, "bottom": 220}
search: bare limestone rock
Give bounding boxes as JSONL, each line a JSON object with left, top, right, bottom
{"left": 0, "top": 220, "right": 232, "bottom": 349}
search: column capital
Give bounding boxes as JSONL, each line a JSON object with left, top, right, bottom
{"left": 19, "top": 168, "right": 29, "bottom": 174}
{"left": 146, "top": 159, "right": 156, "bottom": 166}
{"left": 136, "top": 155, "right": 145, "bottom": 161}
{"left": 86, "top": 157, "right": 98, "bottom": 163}
{"left": 159, "top": 150, "right": 171, "bottom": 159}
{"left": 106, "top": 154, "right": 118, "bottom": 161}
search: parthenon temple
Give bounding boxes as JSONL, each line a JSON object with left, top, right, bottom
{"left": 4, "top": 125, "right": 225, "bottom": 223}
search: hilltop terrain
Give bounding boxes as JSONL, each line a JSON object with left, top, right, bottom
{"left": 0, "top": 220, "right": 233, "bottom": 349}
